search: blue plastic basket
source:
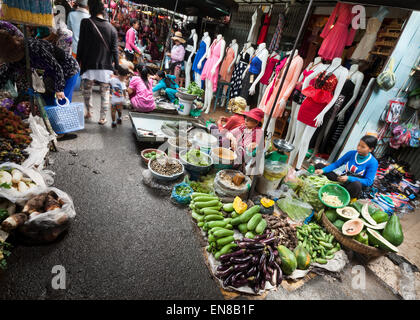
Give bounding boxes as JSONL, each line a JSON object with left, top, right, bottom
{"left": 44, "top": 98, "right": 85, "bottom": 134}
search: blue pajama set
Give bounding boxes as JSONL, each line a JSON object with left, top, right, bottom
{"left": 152, "top": 74, "right": 179, "bottom": 102}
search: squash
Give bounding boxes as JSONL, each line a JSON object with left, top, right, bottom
{"left": 277, "top": 245, "right": 297, "bottom": 275}
{"left": 382, "top": 214, "right": 404, "bottom": 246}
{"left": 294, "top": 245, "right": 311, "bottom": 270}
{"left": 233, "top": 196, "right": 247, "bottom": 215}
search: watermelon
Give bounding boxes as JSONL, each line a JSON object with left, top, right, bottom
{"left": 277, "top": 245, "right": 297, "bottom": 275}
{"left": 382, "top": 214, "right": 404, "bottom": 246}
{"left": 294, "top": 245, "right": 311, "bottom": 270}
{"left": 367, "top": 228, "right": 398, "bottom": 252}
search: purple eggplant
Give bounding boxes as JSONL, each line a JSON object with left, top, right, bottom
{"left": 245, "top": 265, "right": 258, "bottom": 277}
{"left": 245, "top": 248, "right": 265, "bottom": 254}
{"left": 271, "top": 269, "right": 277, "bottom": 287}
{"left": 273, "top": 249, "right": 279, "bottom": 257}
{"left": 267, "top": 246, "right": 275, "bottom": 266}
{"left": 261, "top": 236, "right": 276, "bottom": 245}
{"left": 223, "top": 271, "right": 235, "bottom": 287}
{"left": 217, "top": 264, "right": 232, "bottom": 272}
{"left": 230, "top": 255, "right": 253, "bottom": 264}
{"left": 219, "top": 249, "right": 246, "bottom": 263}
{"left": 233, "top": 260, "right": 252, "bottom": 272}
{"left": 266, "top": 266, "right": 274, "bottom": 283}
{"left": 215, "top": 266, "right": 234, "bottom": 279}
{"left": 239, "top": 238, "right": 258, "bottom": 243}
{"left": 273, "top": 261, "right": 283, "bottom": 284}
{"left": 260, "top": 277, "right": 267, "bottom": 291}
{"left": 254, "top": 233, "right": 269, "bottom": 241}
{"left": 231, "top": 277, "right": 249, "bottom": 288}
{"left": 238, "top": 242, "right": 265, "bottom": 250}
{"left": 258, "top": 252, "right": 267, "bottom": 270}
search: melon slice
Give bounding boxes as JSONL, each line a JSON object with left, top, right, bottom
{"left": 366, "top": 228, "right": 398, "bottom": 253}
{"left": 342, "top": 219, "right": 364, "bottom": 236}
{"left": 361, "top": 219, "right": 387, "bottom": 230}
{"left": 336, "top": 207, "right": 359, "bottom": 220}
{"left": 361, "top": 203, "right": 377, "bottom": 226}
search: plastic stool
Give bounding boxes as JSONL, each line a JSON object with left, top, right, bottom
{"left": 213, "top": 81, "right": 232, "bottom": 112}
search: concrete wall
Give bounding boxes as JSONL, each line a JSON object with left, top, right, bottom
{"left": 339, "top": 10, "right": 420, "bottom": 157}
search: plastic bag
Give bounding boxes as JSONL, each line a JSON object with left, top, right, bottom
{"left": 16, "top": 187, "right": 76, "bottom": 244}
{"left": 276, "top": 198, "right": 313, "bottom": 222}
{"left": 214, "top": 170, "right": 251, "bottom": 198}
{"left": 377, "top": 57, "right": 396, "bottom": 91}
{"left": 171, "top": 182, "right": 193, "bottom": 205}
{"left": 0, "top": 162, "right": 47, "bottom": 204}
{"left": 263, "top": 160, "right": 290, "bottom": 181}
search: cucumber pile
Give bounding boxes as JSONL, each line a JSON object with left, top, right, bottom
{"left": 296, "top": 223, "right": 341, "bottom": 264}
{"left": 189, "top": 193, "right": 237, "bottom": 260}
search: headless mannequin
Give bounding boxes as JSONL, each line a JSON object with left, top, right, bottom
{"left": 337, "top": 64, "right": 364, "bottom": 121}
{"left": 185, "top": 29, "right": 198, "bottom": 89}
{"left": 258, "top": 50, "right": 281, "bottom": 105}
{"left": 263, "top": 50, "right": 300, "bottom": 140}
{"left": 286, "top": 56, "right": 323, "bottom": 144}
{"left": 238, "top": 42, "right": 255, "bottom": 64}
{"left": 242, "top": 42, "right": 269, "bottom": 111}
{"left": 202, "top": 34, "right": 226, "bottom": 114}
{"left": 221, "top": 39, "right": 239, "bottom": 105}
{"left": 288, "top": 58, "right": 348, "bottom": 170}
{"left": 196, "top": 32, "right": 211, "bottom": 87}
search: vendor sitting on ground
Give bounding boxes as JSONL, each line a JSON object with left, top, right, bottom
{"left": 226, "top": 108, "right": 265, "bottom": 174}
{"left": 314, "top": 134, "right": 379, "bottom": 199}
{"left": 127, "top": 64, "right": 156, "bottom": 113}
{"left": 152, "top": 70, "right": 179, "bottom": 102}
{"left": 217, "top": 97, "right": 247, "bottom": 132}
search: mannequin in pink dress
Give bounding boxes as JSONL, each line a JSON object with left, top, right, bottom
{"left": 257, "top": 51, "right": 282, "bottom": 105}
{"left": 259, "top": 52, "right": 303, "bottom": 139}
{"left": 219, "top": 39, "right": 238, "bottom": 105}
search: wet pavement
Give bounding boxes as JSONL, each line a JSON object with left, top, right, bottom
{"left": 0, "top": 91, "right": 399, "bottom": 300}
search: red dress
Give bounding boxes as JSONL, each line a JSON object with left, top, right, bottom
{"left": 257, "top": 14, "right": 271, "bottom": 45}
{"left": 297, "top": 72, "right": 338, "bottom": 127}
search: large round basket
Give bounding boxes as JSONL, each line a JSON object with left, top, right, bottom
{"left": 320, "top": 210, "right": 386, "bottom": 260}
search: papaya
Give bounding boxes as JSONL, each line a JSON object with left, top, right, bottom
{"left": 277, "top": 245, "right": 297, "bottom": 275}
{"left": 382, "top": 214, "right": 404, "bottom": 246}
{"left": 294, "top": 245, "right": 311, "bottom": 270}
{"left": 325, "top": 209, "right": 338, "bottom": 223}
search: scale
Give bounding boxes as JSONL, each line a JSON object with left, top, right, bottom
{"left": 267, "top": 139, "right": 295, "bottom": 163}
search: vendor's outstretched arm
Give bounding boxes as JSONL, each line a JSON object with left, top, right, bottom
{"left": 322, "top": 151, "right": 353, "bottom": 174}
{"left": 153, "top": 81, "right": 165, "bottom": 92}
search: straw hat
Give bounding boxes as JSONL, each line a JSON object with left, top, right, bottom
{"left": 228, "top": 97, "right": 247, "bottom": 115}
{"left": 171, "top": 31, "right": 186, "bottom": 44}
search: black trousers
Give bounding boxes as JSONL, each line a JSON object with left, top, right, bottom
{"left": 315, "top": 163, "right": 363, "bottom": 199}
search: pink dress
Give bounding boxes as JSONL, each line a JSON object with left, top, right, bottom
{"left": 318, "top": 2, "right": 357, "bottom": 61}
{"left": 201, "top": 39, "right": 223, "bottom": 92}
{"left": 129, "top": 77, "right": 156, "bottom": 112}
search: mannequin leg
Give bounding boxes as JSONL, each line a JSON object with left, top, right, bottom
{"left": 285, "top": 102, "right": 296, "bottom": 142}
{"left": 295, "top": 125, "right": 317, "bottom": 170}
{"left": 264, "top": 114, "right": 277, "bottom": 151}
{"left": 185, "top": 61, "right": 192, "bottom": 89}
{"left": 258, "top": 83, "right": 267, "bottom": 106}
{"left": 204, "top": 79, "right": 213, "bottom": 113}
{"left": 287, "top": 102, "right": 301, "bottom": 144}
{"left": 288, "top": 121, "right": 306, "bottom": 167}
{"left": 195, "top": 72, "right": 201, "bottom": 87}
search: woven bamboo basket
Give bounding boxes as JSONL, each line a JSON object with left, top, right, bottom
{"left": 320, "top": 211, "right": 386, "bottom": 260}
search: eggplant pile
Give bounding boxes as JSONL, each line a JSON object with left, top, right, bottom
{"left": 215, "top": 231, "right": 283, "bottom": 294}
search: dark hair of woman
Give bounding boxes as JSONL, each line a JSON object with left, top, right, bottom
{"left": 88, "top": 0, "right": 105, "bottom": 17}
{"left": 361, "top": 135, "right": 378, "bottom": 151}
{"left": 130, "top": 19, "right": 138, "bottom": 27}
{"left": 134, "top": 64, "right": 153, "bottom": 89}
{"left": 0, "top": 30, "right": 24, "bottom": 63}
{"left": 157, "top": 70, "right": 176, "bottom": 88}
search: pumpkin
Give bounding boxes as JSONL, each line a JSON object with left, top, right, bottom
{"left": 233, "top": 196, "right": 247, "bottom": 215}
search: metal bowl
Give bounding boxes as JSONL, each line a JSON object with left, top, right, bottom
{"left": 148, "top": 157, "right": 184, "bottom": 182}
{"left": 273, "top": 139, "right": 295, "bottom": 153}
{"left": 176, "top": 89, "right": 197, "bottom": 101}
{"left": 312, "top": 157, "right": 329, "bottom": 167}
{"left": 179, "top": 149, "right": 213, "bottom": 176}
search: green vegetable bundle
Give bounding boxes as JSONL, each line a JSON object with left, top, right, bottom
{"left": 186, "top": 82, "right": 204, "bottom": 97}
{"left": 276, "top": 198, "right": 313, "bottom": 222}
{"left": 185, "top": 149, "right": 210, "bottom": 166}
{"left": 296, "top": 223, "right": 341, "bottom": 264}
{"left": 298, "top": 175, "right": 338, "bottom": 212}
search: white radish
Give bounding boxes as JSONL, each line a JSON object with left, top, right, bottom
{"left": 11, "top": 169, "right": 23, "bottom": 184}
{"left": 18, "top": 181, "right": 29, "bottom": 193}
{"left": 0, "top": 171, "right": 12, "bottom": 185}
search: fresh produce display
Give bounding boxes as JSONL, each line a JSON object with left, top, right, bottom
{"left": 325, "top": 208, "right": 338, "bottom": 222}
{"left": 144, "top": 151, "right": 158, "bottom": 159}
{"left": 298, "top": 175, "right": 337, "bottom": 212}
{"left": 296, "top": 223, "right": 341, "bottom": 264}
{"left": 262, "top": 214, "right": 298, "bottom": 249}
{"left": 361, "top": 204, "right": 378, "bottom": 226}
{"left": 0, "top": 168, "right": 37, "bottom": 192}
{"left": 336, "top": 207, "right": 360, "bottom": 220}
{"left": 341, "top": 219, "right": 364, "bottom": 236}
{"left": 231, "top": 205, "right": 261, "bottom": 226}
{"left": 186, "top": 82, "right": 204, "bottom": 97}
{"left": 254, "top": 196, "right": 275, "bottom": 215}
{"left": 0, "top": 241, "right": 12, "bottom": 270}
{"left": 321, "top": 193, "right": 343, "bottom": 207}
{"left": 215, "top": 231, "right": 283, "bottom": 293}
{"left": 294, "top": 245, "right": 311, "bottom": 270}
{"left": 354, "top": 230, "right": 369, "bottom": 245}
{"left": 183, "top": 149, "right": 210, "bottom": 167}
{"left": 149, "top": 157, "right": 183, "bottom": 176}
{"left": 233, "top": 196, "right": 247, "bottom": 214}
{"left": 0, "top": 137, "right": 30, "bottom": 165}
{"left": 277, "top": 245, "right": 297, "bottom": 275}
{"left": 333, "top": 219, "right": 345, "bottom": 231}
{"left": 367, "top": 228, "right": 399, "bottom": 252}
{"left": 1, "top": 191, "right": 66, "bottom": 232}
{"left": 382, "top": 214, "right": 404, "bottom": 246}
{"left": 276, "top": 197, "right": 312, "bottom": 222}
{"left": 175, "top": 184, "right": 193, "bottom": 197}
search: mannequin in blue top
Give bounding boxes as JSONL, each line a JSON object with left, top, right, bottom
{"left": 152, "top": 70, "right": 179, "bottom": 102}
{"left": 314, "top": 135, "right": 379, "bottom": 199}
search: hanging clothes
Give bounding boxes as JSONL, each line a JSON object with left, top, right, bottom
{"left": 257, "top": 13, "right": 271, "bottom": 45}
{"left": 247, "top": 7, "right": 263, "bottom": 45}
{"left": 219, "top": 46, "right": 236, "bottom": 83}
{"left": 318, "top": 2, "right": 357, "bottom": 61}
{"left": 269, "top": 13, "right": 285, "bottom": 53}
{"left": 259, "top": 55, "right": 303, "bottom": 119}
{"left": 201, "top": 39, "right": 223, "bottom": 92}
{"left": 297, "top": 70, "right": 339, "bottom": 127}
{"left": 260, "top": 55, "right": 281, "bottom": 86}
{"left": 351, "top": 17, "right": 382, "bottom": 61}
{"left": 192, "top": 40, "right": 207, "bottom": 75}
{"left": 230, "top": 51, "right": 251, "bottom": 99}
